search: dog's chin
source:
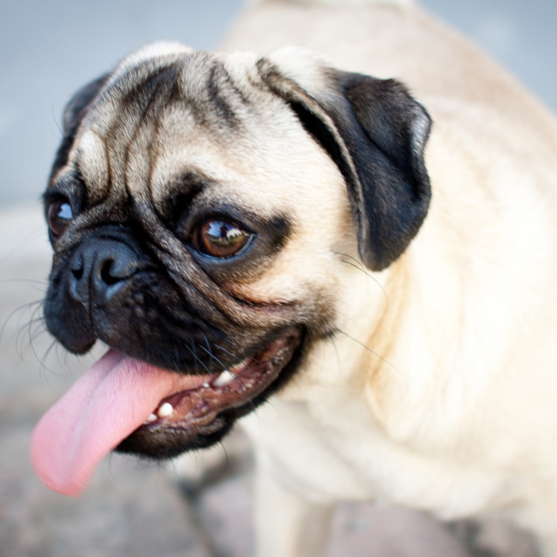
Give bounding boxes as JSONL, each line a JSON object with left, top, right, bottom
{"left": 114, "top": 327, "right": 305, "bottom": 460}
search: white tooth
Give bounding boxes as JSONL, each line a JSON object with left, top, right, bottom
{"left": 202, "top": 382, "right": 210, "bottom": 388}
{"left": 146, "top": 413, "right": 157, "bottom": 422}
{"left": 233, "top": 358, "right": 250, "bottom": 371}
{"left": 214, "top": 370, "right": 236, "bottom": 387}
{"left": 157, "top": 402, "right": 174, "bottom": 418}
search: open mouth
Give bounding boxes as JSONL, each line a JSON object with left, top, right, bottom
{"left": 30, "top": 326, "right": 303, "bottom": 496}
{"left": 139, "top": 329, "right": 302, "bottom": 432}
{"left": 116, "top": 327, "right": 303, "bottom": 458}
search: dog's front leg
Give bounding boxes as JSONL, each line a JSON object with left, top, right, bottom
{"left": 254, "top": 455, "right": 333, "bottom": 557}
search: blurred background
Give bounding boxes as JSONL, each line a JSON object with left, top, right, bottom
{"left": 0, "top": 1, "right": 554, "bottom": 556}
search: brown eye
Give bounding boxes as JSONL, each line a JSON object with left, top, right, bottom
{"left": 195, "top": 219, "right": 252, "bottom": 258}
{"left": 47, "top": 199, "right": 74, "bottom": 239}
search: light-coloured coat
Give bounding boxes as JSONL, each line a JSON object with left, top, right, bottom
{"left": 220, "top": 1, "right": 557, "bottom": 555}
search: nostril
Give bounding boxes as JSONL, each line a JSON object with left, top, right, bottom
{"left": 98, "top": 254, "right": 138, "bottom": 286}
{"left": 99, "top": 258, "right": 121, "bottom": 286}
{"left": 69, "top": 240, "right": 141, "bottom": 305}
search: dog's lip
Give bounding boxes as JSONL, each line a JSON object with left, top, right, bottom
{"left": 136, "top": 328, "right": 302, "bottom": 434}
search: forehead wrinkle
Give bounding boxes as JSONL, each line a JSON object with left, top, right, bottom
{"left": 174, "top": 53, "right": 250, "bottom": 135}
{"left": 77, "top": 52, "right": 258, "bottom": 208}
{"left": 73, "top": 130, "right": 110, "bottom": 204}
{"left": 99, "top": 65, "right": 179, "bottom": 204}
{"left": 71, "top": 50, "right": 273, "bottom": 219}
{"left": 205, "top": 63, "right": 242, "bottom": 128}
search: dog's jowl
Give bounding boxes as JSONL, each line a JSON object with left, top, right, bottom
{"left": 31, "top": 0, "right": 557, "bottom": 556}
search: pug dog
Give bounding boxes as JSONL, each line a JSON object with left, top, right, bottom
{"left": 31, "top": 0, "right": 557, "bottom": 555}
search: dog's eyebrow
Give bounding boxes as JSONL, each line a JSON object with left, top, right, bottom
{"left": 152, "top": 170, "right": 210, "bottom": 225}
{"left": 44, "top": 169, "right": 86, "bottom": 207}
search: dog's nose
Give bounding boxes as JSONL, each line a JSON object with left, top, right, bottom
{"left": 69, "top": 240, "right": 141, "bottom": 304}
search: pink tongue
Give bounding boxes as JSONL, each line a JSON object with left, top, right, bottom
{"left": 30, "top": 350, "right": 179, "bottom": 497}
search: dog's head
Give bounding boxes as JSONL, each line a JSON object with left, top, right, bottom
{"left": 34, "top": 43, "right": 431, "bottom": 493}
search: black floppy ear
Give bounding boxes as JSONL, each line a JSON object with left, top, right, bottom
{"left": 260, "top": 62, "right": 432, "bottom": 271}
{"left": 50, "top": 74, "right": 110, "bottom": 180}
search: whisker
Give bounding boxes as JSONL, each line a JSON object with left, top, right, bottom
{"left": 197, "top": 343, "right": 250, "bottom": 392}
{"left": 34, "top": 337, "right": 62, "bottom": 382}
{"left": 330, "top": 334, "right": 343, "bottom": 377}
{"left": 0, "top": 278, "right": 48, "bottom": 286}
{"left": 51, "top": 104, "right": 64, "bottom": 140}
{"left": 16, "top": 314, "right": 47, "bottom": 359}
{"left": 0, "top": 227, "right": 49, "bottom": 264}
{"left": 200, "top": 330, "right": 212, "bottom": 355}
{"left": 0, "top": 299, "right": 44, "bottom": 346}
{"left": 184, "top": 342, "right": 214, "bottom": 376}
{"left": 18, "top": 302, "right": 46, "bottom": 347}
{"left": 212, "top": 342, "right": 235, "bottom": 358}
{"left": 335, "top": 252, "right": 390, "bottom": 309}
{"left": 26, "top": 321, "right": 49, "bottom": 347}
{"left": 42, "top": 338, "right": 61, "bottom": 371}
{"left": 216, "top": 439, "right": 232, "bottom": 476}
{"left": 334, "top": 327, "right": 415, "bottom": 385}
